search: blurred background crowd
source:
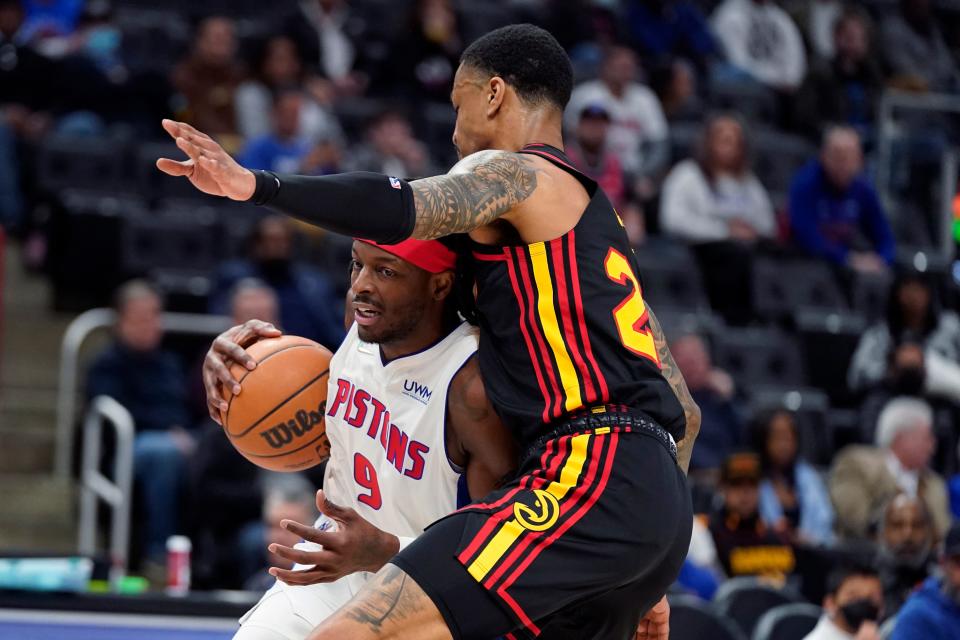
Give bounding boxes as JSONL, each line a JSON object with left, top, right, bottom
{"left": 4, "top": 0, "right": 960, "bottom": 638}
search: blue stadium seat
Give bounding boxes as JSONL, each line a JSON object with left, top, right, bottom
{"left": 669, "top": 594, "right": 747, "bottom": 640}
{"left": 714, "top": 578, "right": 806, "bottom": 638}
{"left": 751, "top": 603, "right": 822, "bottom": 640}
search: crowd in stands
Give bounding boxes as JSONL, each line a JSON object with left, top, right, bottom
{"left": 5, "top": 0, "right": 960, "bottom": 637}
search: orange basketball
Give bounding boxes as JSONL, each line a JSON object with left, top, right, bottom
{"left": 220, "top": 335, "right": 334, "bottom": 472}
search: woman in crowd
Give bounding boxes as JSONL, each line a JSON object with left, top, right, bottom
{"left": 849, "top": 268, "right": 960, "bottom": 403}
{"left": 752, "top": 408, "right": 835, "bottom": 546}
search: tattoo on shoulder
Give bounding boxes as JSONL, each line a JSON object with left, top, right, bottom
{"left": 342, "top": 565, "right": 421, "bottom": 631}
{"left": 411, "top": 151, "right": 539, "bottom": 239}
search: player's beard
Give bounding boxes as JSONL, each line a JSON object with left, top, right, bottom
{"left": 357, "top": 298, "right": 427, "bottom": 346}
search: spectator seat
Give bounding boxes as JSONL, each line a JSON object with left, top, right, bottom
{"left": 751, "top": 257, "right": 847, "bottom": 322}
{"left": 670, "top": 594, "right": 747, "bottom": 640}
{"left": 751, "top": 603, "right": 822, "bottom": 640}
{"left": 710, "top": 326, "right": 806, "bottom": 391}
{"left": 795, "top": 309, "right": 866, "bottom": 406}
{"left": 714, "top": 577, "right": 806, "bottom": 638}
{"left": 38, "top": 135, "right": 128, "bottom": 193}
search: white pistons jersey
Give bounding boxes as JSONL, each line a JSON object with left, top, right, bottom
{"left": 242, "top": 322, "right": 479, "bottom": 636}
{"left": 321, "top": 320, "right": 478, "bottom": 536}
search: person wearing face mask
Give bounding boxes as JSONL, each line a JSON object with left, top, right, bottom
{"left": 830, "top": 397, "right": 950, "bottom": 541}
{"left": 208, "top": 215, "right": 344, "bottom": 348}
{"left": 874, "top": 494, "right": 936, "bottom": 616}
{"left": 804, "top": 563, "right": 884, "bottom": 640}
{"left": 891, "top": 522, "right": 960, "bottom": 640}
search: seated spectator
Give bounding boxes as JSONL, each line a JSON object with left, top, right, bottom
{"left": 891, "top": 521, "right": 960, "bottom": 640}
{"left": 709, "top": 452, "right": 797, "bottom": 578}
{"left": 238, "top": 90, "right": 312, "bottom": 173}
{"left": 881, "top": 0, "right": 959, "bottom": 93}
{"left": 300, "top": 135, "right": 344, "bottom": 176}
{"left": 671, "top": 333, "right": 744, "bottom": 477}
{"left": 187, "top": 278, "right": 279, "bottom": 426}
{"left": 235, "top": 34, "right": 341, "bottom": 143}
{"left": 565, "top": 103, "right": 627, "bottom": 210}
{"left": 622, "top": 0, "right": 717, "bottom": 75}
{"left": 752, "top": 408, "right": 835, "bottom": 546}
{"left": 661, "top": 113, "right": 774, "bottom": 325}
{"left": 830, "top": 397, "right": 950, "bottom": 541}
{"left": 661, "top": 113, "right": 775, "bottom": 243}
{"left": 237, "top": 474, "right": 317, "bottom": 592}
{"left": 209, "top": 215, "right": 344, "bottom": 348}
{"left": 394, "top": 0, "right": 463, "bottom": 104}
{"left": 803, "top": 562, "right": 884, "bottom": 640}
{"left": 788, "top": 126, "right": 895, "bottom": 272}
{"left": 711, "top": 0, "right": 807, "bottom": 92}
{"left": 565, "top": 45, "right": 669, "bottom": 190}
{"left": 651, "top": 58, "right": 705, "bottom": 124}
{"left": 849, "top": 269, "right": 960, "bottom": 404}
{"left": 794, "top": 7, "right": 884, "bottom": 142}
{"left": 282, "top": 0, "right": 359, "bottom": 87}
{"left": 346, "top": 110, "right": 430, "bottom": 178}
{"left": 18, "top": 0, "right": 82, "bottom": 45}
{"left": 85, "top": 280, "right": 191, "bottom": 563}
{"left": 875, "top": 494, "right": 936, "bottom": 616}
{"left": 171, "top": 16, "right": 243, "bottom": 139}
{"left": 795, "top": 0, "right": 843, "bottom": 61}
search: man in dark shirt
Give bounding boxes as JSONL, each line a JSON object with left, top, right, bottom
{"left": 709, "top": 452, "right": 796, "bottom": 578}
{"left": 85, "top": 280, "right": 191, "bottom": 562}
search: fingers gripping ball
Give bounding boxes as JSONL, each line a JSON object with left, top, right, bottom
{"left": 220, "top": 336, "right": 333, "bottom": 471}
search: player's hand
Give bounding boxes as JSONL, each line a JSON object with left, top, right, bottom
{"left": 268, "top": 490, "right": 401, "bottom": 586}
{"left": 202, "top": 319, "right": 282, "bottom": 424}
{"left": 156, "top": 119, "right": 257, "bottom": 200}
{"left": 635, "top": 596, "right": 669, "bottom": 640}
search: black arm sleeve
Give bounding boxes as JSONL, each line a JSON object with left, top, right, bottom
{"left": 248, "top": 170, "right": 416, "bottom": 244}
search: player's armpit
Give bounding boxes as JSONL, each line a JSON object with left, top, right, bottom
{"left": 307, "top": 564, "right": 452, "bottom": 640}
{"left": 446, "top": 355, "right": 518, "bottom": 499}
{"left": 410, "top": 151, "right": 540, "bottom": 240}
{"left": 647, "top": 308, "right": 701, "bottom": 475}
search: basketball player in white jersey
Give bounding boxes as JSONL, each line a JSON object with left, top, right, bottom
{"left": 201, "top": 237, "right": 517, "bottom": 640}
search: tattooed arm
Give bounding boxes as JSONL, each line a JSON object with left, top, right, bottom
{"left": 647, "top": 308, "right": 701, "bottom": 474}
{"left": 409, "top": 150, "right": 539, "bottom": 239}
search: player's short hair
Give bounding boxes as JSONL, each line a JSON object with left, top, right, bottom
{"left": 825, "top": 561, "right": 879, "bottom": 596}
{"left": 460, "top": 24, "right": 573, "bottom": 110}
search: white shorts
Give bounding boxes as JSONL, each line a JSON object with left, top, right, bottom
{"left": 234, "top": 517, "right": 372, "bottom": 640}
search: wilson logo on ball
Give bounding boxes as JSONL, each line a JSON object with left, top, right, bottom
{"left": 259, "top": 400, "right": 326, "bottom": 449}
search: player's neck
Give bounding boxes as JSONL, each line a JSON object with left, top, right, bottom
{"left": 379, "top": 314, "right": 452, "bottom": 363}
{"left": 497, "top": 108, "right": 564, "bottom": 152}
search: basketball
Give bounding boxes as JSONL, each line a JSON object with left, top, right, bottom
{"left": 220, "top": 335, "right": 334, "bottom": 472}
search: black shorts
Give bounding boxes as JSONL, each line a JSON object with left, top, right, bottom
{"left": 392, "top": 419, "right": 692, "bottom": 639}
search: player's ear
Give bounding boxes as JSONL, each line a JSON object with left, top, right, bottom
{"left": 486, "top": 77, "right": 506, "bottom": 118}
{"left": 431, "top": 271, "right": 456, "bottom": 302}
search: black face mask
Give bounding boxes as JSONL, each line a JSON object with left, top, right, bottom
{"left": 839, "top": 599, "right": 880, "bottom": 630}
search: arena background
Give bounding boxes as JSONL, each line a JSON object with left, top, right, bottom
{"left": 2, "top": 0, "right": 960, "bottom": 638}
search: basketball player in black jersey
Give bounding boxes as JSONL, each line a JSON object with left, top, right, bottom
{"left": 159, "top": 24, "right": 699, "bottom": 640}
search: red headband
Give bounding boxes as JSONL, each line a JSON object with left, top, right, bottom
{"left": 359, "top": 238, "right": 457, "bottom": 273}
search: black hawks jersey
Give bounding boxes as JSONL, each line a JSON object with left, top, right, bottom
{"left": 470, "top": 143, "right": 686, "bottom": 448}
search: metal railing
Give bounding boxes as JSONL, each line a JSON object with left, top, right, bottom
{"left": 54, "top": 310, "right": 232, "bottom": 477}
{"left": 875, "top": 90, "right": 960, "bottom": 258}
{"left": 78, "top": 396, "right": 135, "bottom": 586}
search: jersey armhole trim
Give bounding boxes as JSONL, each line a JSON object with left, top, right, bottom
{"left": 443, "top": 351, "right": 478, "bottom": 476}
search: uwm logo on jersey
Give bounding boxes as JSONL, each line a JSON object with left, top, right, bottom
{"left": 327, "top": 378, "right": 430, "bottom": 480}
{"left": 402, "top": 379, "right": 432, "bottom": 404}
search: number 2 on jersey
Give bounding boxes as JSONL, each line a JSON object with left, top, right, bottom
{"left": 603, "top": 248, "right": 660, "bottom": 367}
{"left": 353, "top": 452, "right": 382, "bottom": 510}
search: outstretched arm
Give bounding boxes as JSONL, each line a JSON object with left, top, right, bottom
{"left": 156, "top": 120, "right": 539, "bottom": 242}
{"left": 647, "top": 309, "right": 700, "bottom": 474}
